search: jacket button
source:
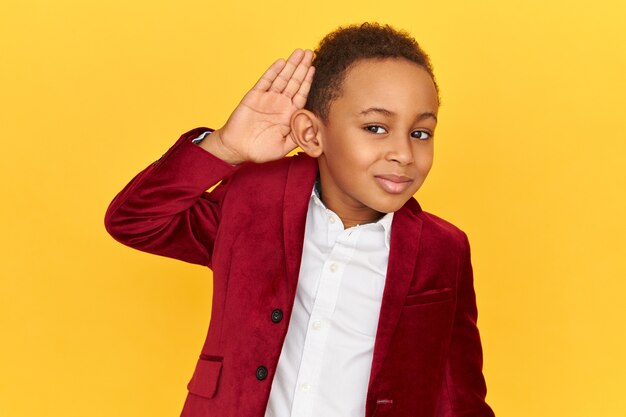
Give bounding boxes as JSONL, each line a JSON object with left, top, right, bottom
{"left": 271, "top": 308, "right": 283, "bottom": 323}
{"left": 256, "top": 366, "right": 268, "bottom": 381}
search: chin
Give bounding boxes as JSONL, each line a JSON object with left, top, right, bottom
{"left": 371, "top": 199, "right": 409, "bottom": 214}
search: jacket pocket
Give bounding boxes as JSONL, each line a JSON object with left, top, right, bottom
{"left": 404, "top": 287, "right": 453, "bottom": 306}
{"left": 187, "top": 355, "right": 223, "bottom": 399}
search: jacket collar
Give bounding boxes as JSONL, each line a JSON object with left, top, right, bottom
{"left": 282, "top": 154, "right": 318, "bottom": 302}
{"left": 368, "top": 198, "right": 423, "bottom": 387}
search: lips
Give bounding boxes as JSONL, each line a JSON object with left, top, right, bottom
{"left": 374, "top": 174, "right": 413, "bottom": 194}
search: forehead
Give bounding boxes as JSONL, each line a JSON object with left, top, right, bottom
{"left": 330, "top": 58, "right": 439, "bottom": 117}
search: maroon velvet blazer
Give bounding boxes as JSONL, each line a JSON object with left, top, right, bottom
{"left": 105, "top": 128, "right": 495, "bottom": 417}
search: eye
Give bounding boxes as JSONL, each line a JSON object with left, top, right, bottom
{"left": 411, "top": 130, "right": 431, "bottom": 140}
{"left": 365, "top": 125, "right": 388, "bottom": 134}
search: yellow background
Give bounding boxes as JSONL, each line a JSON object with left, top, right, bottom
{"left": 2, "top": 0, "right": 625, "bottom": 416}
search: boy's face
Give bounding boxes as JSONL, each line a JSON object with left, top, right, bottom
{"left": 317, "top": 58, "right": 439, "bottom": 227}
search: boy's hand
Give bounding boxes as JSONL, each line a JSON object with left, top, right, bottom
{"left": 201, "top": 49, "right": 315, "bottom": 165}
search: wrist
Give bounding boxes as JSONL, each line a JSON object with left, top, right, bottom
{"left": 198, "top": 128, "right": 245, "bottom": 165}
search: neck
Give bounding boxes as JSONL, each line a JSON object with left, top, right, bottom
{"left": 316, "top": 176, "right": 383, "bottom": 228}
{"left": 335, "top": 212, "right": 384, "bottom": 229}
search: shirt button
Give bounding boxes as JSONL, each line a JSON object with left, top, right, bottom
{"left": 312, "top": 320, "right": 322, "bottom": 330}
{"left": 271, "top": 308, "right": 283, "bottom": 323}
{"left": 328, "top": 216, "right": 336, "bottom": 224}
{"left": 329, "top": 263, "right": 338, "bottom": 272}
{"left": 300, "top": 383, "right": 311, "bottom": 391}
{"left": 256, "top": 366, "right": 268, "bottom": 381}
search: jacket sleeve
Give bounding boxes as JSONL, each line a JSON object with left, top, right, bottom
{"left": 437, "top": 233, "right": 495, "bottom": 417}
{"left": 104, "top": 128, "right": 238, "bottom": 267}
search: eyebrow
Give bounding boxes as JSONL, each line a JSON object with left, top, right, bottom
{"left": 358, "top": 107, "right": 438, "bottom": 122}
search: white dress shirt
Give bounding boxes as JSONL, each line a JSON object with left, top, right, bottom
{"left": 265, "top": 184, "right": 393, "bottom": 417}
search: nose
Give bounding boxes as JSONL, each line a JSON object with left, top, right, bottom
{"left": 385, "top": 133, "right": 414, "bottom": 166}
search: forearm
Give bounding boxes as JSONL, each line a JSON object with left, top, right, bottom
{"left": 104, "top": 128, "right": 237, "bottom": 266}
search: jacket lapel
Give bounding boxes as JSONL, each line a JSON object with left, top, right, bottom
{"left": 282, "top": 154, "right": 318, "bottom": 301}
{"left": 368, "top": 198, "right": 423, "bottom": 387}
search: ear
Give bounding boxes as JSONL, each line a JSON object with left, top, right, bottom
{"left": 290, "top": 109, "right": 324, "bottom": 158}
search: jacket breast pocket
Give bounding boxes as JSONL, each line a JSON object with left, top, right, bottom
{"left": 404, "top": 287, "right": 454, "bottom": 306}
{"left": 187, "top": 355, "right": 223, "bottom": 399}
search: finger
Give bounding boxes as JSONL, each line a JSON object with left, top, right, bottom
{"left": 252, "top": 58, "right": 287, "bottom": 92}
{"left": 292, "top": 66, "right": 315, "bottom": 109}
{"left": 282, "top": 49, "right": 314, "bottom": 99}
{"left": 269, "top": 49, "right": 305, "bottom": 93}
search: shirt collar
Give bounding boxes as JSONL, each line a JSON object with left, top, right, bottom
{"left": 310, "top": 182, "right": 394, "bottom": 249}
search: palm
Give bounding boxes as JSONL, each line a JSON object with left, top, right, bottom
{"left": 219, "top": 49, "right": 315, "bottom": 163}
{"left": 225, "top": 89, "right": 300, "bottom": 161}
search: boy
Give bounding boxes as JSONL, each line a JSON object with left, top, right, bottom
{"left": 105, "top": 23, "right": 494, "bottom": 417}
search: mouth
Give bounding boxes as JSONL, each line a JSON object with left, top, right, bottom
{"left": 374, "top": 174, "right": 414, "bottom": 194}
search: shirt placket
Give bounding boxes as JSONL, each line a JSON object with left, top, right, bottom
{"left": 290, "top": 215, "right": 361, "bottom": 417}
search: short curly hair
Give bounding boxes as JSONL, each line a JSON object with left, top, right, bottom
{"left": 305, "top": 22, "right": 439, "bottom": 120}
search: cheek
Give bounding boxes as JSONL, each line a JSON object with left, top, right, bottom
{"left": 414, "top": 146, "right": 434, "bottom": 176}
{"left": 333, "top": 143, "right": 375, "bottom": 171}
